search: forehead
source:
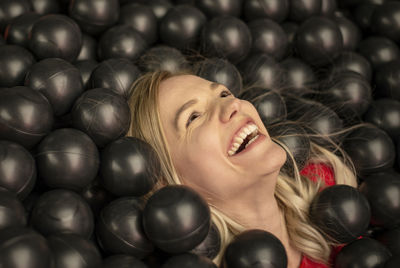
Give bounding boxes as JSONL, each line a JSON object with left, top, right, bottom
{"left": 159, "top": 75, "right": 211, "bottom": 95}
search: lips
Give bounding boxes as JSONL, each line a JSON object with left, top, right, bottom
{"left": 227, "top": 117, "right": 257, "bottom": 156}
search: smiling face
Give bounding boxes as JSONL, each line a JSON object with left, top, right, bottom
{"left": 158, "top": 75, "right": 286, "bottom": 202}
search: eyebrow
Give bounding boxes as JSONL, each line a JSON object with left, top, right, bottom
{"left": 173, "top": 82, "right": 220, "bottom": 132}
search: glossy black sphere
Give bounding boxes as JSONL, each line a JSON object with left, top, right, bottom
{"left": 30, "top": 0, "right": 60, "bottom": 15}
{"left": 333, "top": 15, "right": 361, "bottom": 51}
{"left": 195, "top": 0, "right": 242, "bottom": 18}
{"left": 80, "top": 178, "right": 114, "bottom": 219}
{"left": 288, "top": 0, "right": 322, "bottom": 22}
{"left": 191, "top": 223, "right": 221, "bottom": 260}
{"left": 0, "top": 45, "right": 35, "bottom": 87}
{"left": 25, "top": 58, "right": 84, "bottom": 116}
{"left": 100, "top": 137, "right": 161, "bottom": 197}
{"left": 0, "top": 86, "right": 54, "bottom": 149}
{"left": 31, "top": 189, "right": 94, "bottom": 238}
{"left": 223, "top": 229, "right": 287, "bottom": 268}
{"left": 147, "top": 0, "right": 173, "bottom": 21}
{"left": 357, "top": 36, "right": 400, "bottom": 69}
{"left": 163, "top": 253, "right": 217, "bottom": 268}
{"left": 71, "top": 88, "right": 131, "bottom": 148}
{"left": 4, "top": 12, "right": 40, "bottom": 48}
{"left": 29, "top": 14, "right": 82, "bottom": 62}
{"left": 143, "top": 185, "right": 211, "bottom": 254}
{"left": 281, "top": 57, "right": 317, "bottom": 96}
{"left": 103, "top": 255, "right": 148, "bottom": 268}
{"left": 310, "top": 185, "right": 371, "bottom": 243}
{"left": 0, "top": 141, "right": 36, "bottom": 199}
{"left": 75, "top": 60, "right": 98, "bottom": 89}
{"left": 0, "top": 0, "right": 30, "bottom": 32}
{"left": 376, "top": 227, "right": 400, "bottom": 256}
{"left": 138, "top": 45, "right": 190, "bottom": 73}
{"left": 371, "top": 2, "right": 400, "bottom": 43}
{"left": 96, "top": 197, "right": 153, "bottom": 258}
{"left": 331, "top": 51, "right": 372, "bottom": 82}
{"left": 243, "top": 0, "right": 289, "bottom": 22}
{"left": 374, "top": 60, "right": 400, "bottom": 101}
{"left": 0, "top": 190, "right": 26, "bottom": 230}
{"left": 76, "top": 34, "right": 98, "bottom": 61}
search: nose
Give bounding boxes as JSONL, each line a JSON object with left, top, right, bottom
{"left": 220, "top": 97, "right": 241, "bottom": 123}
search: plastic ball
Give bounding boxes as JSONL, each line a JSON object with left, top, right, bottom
{"left": 35, "top": 128, "right": 99, "bottom": 191}
{"left": 75, "top": 60, "right": 98, "bottom": 89}
{"left": 138, "top": 45, "right": 189, "bottom": 73}
{"left": 375, "top": 227, "right": 400, "bottom": 256}
{"left": 357, "top": 36, "right": 400, "bottom": 69}
{"left": 30, "top": 0, "right": 60, "bottom": 15}
{"left": 334, "top": 238, "right": 391, "bottom": 268}
{"left": 194, "top": 57, "right": 242, "bottom": 96}
{"left": 371, "top": 2, "right": 400, "bottom": 43}
{"left": 0, "top": 86, "right": 54, "bottom": 149}
{"left": 96, "top": 197, "right": 153, "bottom": 258}
{"left": 29, "top": 14, "right": 82, "bottom": 62}
{"left": 0, "top": 190, "right": 26, "bottom": 230}
{"left": 163, "top": 253, "right": 217, "bottom": 268}
{"left": 243, "top": 0, "right": 289, "bottom": 22}
{"left": 330, "top": 51, "right": 372, "bottom": 82}
{"left": 288, "top": 0, "right": 322, "bottom": 22}
{"left": 76, "top": 34, "right": 98, "bottom": 61}
{"left": 90, "top": 58, "right": 141, "bottom": 99}
{"left": 320, "top": 0, "right": 337, "bottom": 16}
{"left": 160, "top": 5, "right": 206, "bottom": 50}
{"left": 281, "top": 57, "right": 317, "bottom": 96}
{"left": 68, "top": 0, "right": 119, "bottom": 36}
{"left": 4, "top": 12, "right": 40, "bottom": 48}
{"left": 238, "top": 53, "right": 282, "bottom": 89}
{"left": 97, "top": 25, "right": 147, "bottom": 61}
{"left": 103, "top": 255, "right": 147, "bottom": 268}
{"left": 71, "top": 88, "right": 131, "bottom": 148}
{"left": 0, "top": 0, "right": 31, "bottom": 32}
{"left": 295, "top": 16, "right": 343, "bottom": 66}
{"left": 343, "top": 125, "right": 395, "bottom": 176}
{"left": 0, "top": 141, "right": 36, "bottom": 199}
{"left": 310, "top": 185, "right": 370, "bottom": 243}
{"left": 0, "top": 227, "right": 52, "bottom": 268}
{"left": 359, "top": 171, "right": 400, "bottom": 228}
{"left": 352, "top": 3, "right": 376, "bottom": 32}
{"left": 80, "top": 178, "right": 115, "bottom": 219}
{"left": 147, "top": 0, "right": 173, "bottom": 21}
{"left": 143, "top": 185, "right": 211, "bottom": 254}
{"left": 364, "top": 98, "right": 400, "bottom": 141}
{"left": 100, "top": 137, "right": 161, "bottom": 197}
{"left": 0, "top": 45, "right": 35, "bottom": 87}
{"left": 247, "top": 18, "right": 288, "bottom": 60}
{"left": 119, "top": 3, "right": 158, "bottom": 45}
{"left": 223, "top": 229, "right": 287, "bottom": 268}
{"left": 48, "top": 233, "right": 102, "bottom": 268}
{"left": 374, "top": 60, "right": 400, "bottom": 101}
{"left": 25, "top": 58, "right": 84, "bottom": 116}
{"left": 195, "top": 0, "right": 242, "bottom": 18}
{"left": 31, "top": 189, "right": 94, "bottom": 238}
{"left": 333, "top": 15, "right": 361, "bottom": 51}
{"left": 200, "top": 16, "right": 251, "bottom": 64}
{"left": 191, "top": 223, "right": 221, "bottom": 260}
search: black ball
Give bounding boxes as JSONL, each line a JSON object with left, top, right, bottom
{"left": 200, "top": 16, "right": 251, "bottom": 64}
{"left": 334, "top": 238, "right": 391, "bottom": 268}
{"left": 119, "top": 3, "right": 158, "bottom": 45}
{"left": 0, "top": 141, "right": 36, "bottom": 199}
{"left": 74, "top": 60, "right": 98, "bottom": 89}
{"left": 0, "top": 0, "right": 31, "bottom": 32}
{"left": 0, "top": 86, "right": 54, "bottom": 149}
{"left": 71, "top": 88, "right": 131, "bottom": 148}
{"left": 80, "top": 178, "right": 115, "bottom": 219}
{"left": 295, "top": 16, "right": 343, "bottom": 66}
{"left": 0, "top": 227, "right": 52, "bottom": 268}
{"left": 191, "top": 223, "right": 221, "bottom": 260}
{"left": 96, "top": 197, "right": 153, "bottom": 258}
{"left": 288, "top": 0, "right": 322, "bottom": 22}
{"left": 385, "top": 256, "right": 400, "bottom": 268}
{"left": 0, "top": 190, "right": 26, "bottom": 230}
{"left": 162, "top": 253, "right": 217, "bottom": 268}
{"left": 243, "top": 0, "right": 289, "bottom": 22}
{"left": 374, "top": 60, "right": 400, "bottom": 101}
{"left": 333, "top": 15, "right": 362, "bottom": 51}
{"left": 371, "top": 2, "right": 400, "bottom": 43}
{"left": 223, "top": 229, "right": 287, "bottom": 268}
{"left": 281, "top": 22, "right": 299, "bottom": 56}
{"left": 76, "top": 34, "right": 98, "bottom": 61}
{"left": 247, "top": 18, "right": 288, "bottom": 60}
{"left": 375, "top": 227, "right": 400, "bottom": 256}
{"left": 238, "top": 53, "right": 282, "bottom": 89}
{"left": 29, "top": 14, "right": 82, "bottom": 62}
{"left": 352, "top": 3, "right": 376, "bottom": 32}
{"left": 48, "top": 233, "right": 102, "bottom": 268}
{"left": 30, "top": 0, "right": 60, "bottom": 15}
{"left": 4, "top": 12, "right": 40, "bottom": 48}
{"left": 97, "top": 25, "right": 147, "bottom": 61}
{"left": 0, "top": 45, "right": 35, "bottom": 87}
{"left": 35, "top": 128, "right": 99, "bottom": 191}
{"left": 100, "top": 137, "right": 161, "bottom": 197}
{"left": 343, "top": 125, "right": 395, "bottom": 176}
{"left": 357, "top": 36, "right": 400, "bottom": 70}
{"left": 68, "top": 0, "right": 119, "bottom": 36}
{"left": 160, "top": 5, "right": 206, "bottom": 50}
{"left": 194, "top": 57, "right": 242, "bottom": 96}
{"left": 359, "top": 171, "right": 400, "bottom": 228}
{"left": 31, "top": 189, "right": 94, "bottom": 238}
{"left": 143, "top": 185, "right": 211, "bottom": 254}
{"left": 25, "top": 58, "right": 84, "bottom": 116}
{"left": 310, "top": 185, "right": 371, "bottom": 243}
{"left": 147, "top": 0, "right": 173, "bottom": 21}
{"left": 330, "top": 51, "right": 372, "bottom": 82}
{"left": 103, "top": 255, "right": 148, "bottom": 268}
{"left": 364, "top": 98, "right": 400, "bottom": 141}
{"left": 320, "top": 0, "right": 337, "bottom": 16}
{"left": 90, "top": 58, "right": 141, "bottom": 99}
{"left": 138, "top": 45, "right": 190, "bottom": 73}
{"left": 281, "top": 57, "right": 317, "bottom": 96}
{"left": 195, "top": 0, "right": 242, "bottom": 18}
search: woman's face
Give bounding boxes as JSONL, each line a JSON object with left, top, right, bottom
{"left": 158, "top": 75, "right": 286, "bottom": 201}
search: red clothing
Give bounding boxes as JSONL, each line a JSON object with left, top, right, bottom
{"left": 298, "top": 162, "right": 338, "bottom": 268}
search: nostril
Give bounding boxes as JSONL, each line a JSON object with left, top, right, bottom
{"left": 230, "top": 110, "right": 237, "bottom": 119}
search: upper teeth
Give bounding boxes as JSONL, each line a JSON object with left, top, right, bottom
{"left": 228, "top": 123, "right": 259, "bottom": 156}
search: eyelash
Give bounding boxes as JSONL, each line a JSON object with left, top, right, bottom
{"left": 186, "top": 90, "right": 232, "bottom": 128}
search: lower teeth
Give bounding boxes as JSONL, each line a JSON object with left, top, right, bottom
{"left": 245, "top": 135, "right": 259, "bottom": 148}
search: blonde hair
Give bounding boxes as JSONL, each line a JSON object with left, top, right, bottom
{"left": 127, "top": 71, "right": 357, "bottom": 265}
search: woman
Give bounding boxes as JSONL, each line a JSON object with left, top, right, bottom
{"left": 127, "top": 70, "right": 358, "bottom": 267}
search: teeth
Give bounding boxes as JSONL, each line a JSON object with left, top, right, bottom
{"left": 228, "top": 123, "right": 259, "bottom": 156}
{"left": 245, "top": 135, "right": 259, "bottom": 148}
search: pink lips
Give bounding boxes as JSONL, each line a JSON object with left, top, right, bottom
{"left": 227, "top": 117, "right": 256, "bottom": 156}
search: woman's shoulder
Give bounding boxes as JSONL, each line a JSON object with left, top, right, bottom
{"left": 300, "top": 162, "right": 335, "bottom": 187}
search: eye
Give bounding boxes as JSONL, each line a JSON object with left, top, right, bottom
{"left": 220, "top": 90, "right": 232, "bottom": 97}
{"left": 186, "top": 112, "right": 200, "bottom": 128}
